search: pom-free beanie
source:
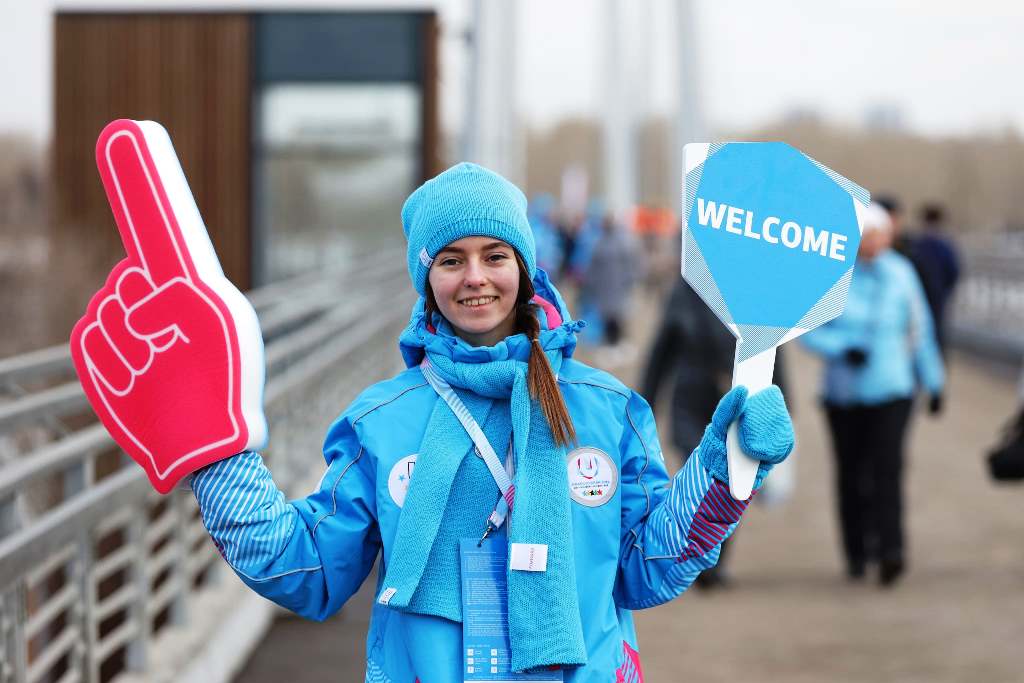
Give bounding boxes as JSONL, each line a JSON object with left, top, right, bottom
{"left": 401, "top": 162, "right": 537, "bottom": 296}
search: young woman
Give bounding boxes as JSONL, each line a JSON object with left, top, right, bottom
{"left": 191, "top": 163, "right": 794, "bottom": 681}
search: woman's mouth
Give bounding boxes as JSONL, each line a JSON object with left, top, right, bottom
{"left": 458, "top": 296, "right": 498, "bottom": 308}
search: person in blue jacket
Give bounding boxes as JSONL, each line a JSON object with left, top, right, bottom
{"left": 802, "top": 202, "right": 945, "bottom": 588}
{"left": 190, "top": 163, "right": 794, "bottom": 682}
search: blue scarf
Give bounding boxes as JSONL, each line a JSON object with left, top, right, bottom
{"left": 382, "top": 270, "right": 588, "bottom": 673}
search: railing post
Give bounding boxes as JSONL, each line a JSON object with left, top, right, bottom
{"left": 0, "top": 587, "right": 28, "bottom": 683}
{"left": 169, "top": 493, "right": 189, "bottom": 627}
{"left": 0, "top": 494, "right": 24, "bottom": 539}
{"left": 63, "top": 454, "right": 93, "bottom": 501}
{"left": 124, "top": 514, "right": 148, "bottom": 672}
{"left": 76, "top": 535, "right": 99, "bottom": 683}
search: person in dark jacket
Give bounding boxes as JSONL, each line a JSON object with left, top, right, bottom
{"left": 641, "top": 277, "right": 789, "bottom": 588}
{"left": 642, "top": 279, "right": 734, "bottom": 454}
{"left": 911, "top": 202, "right": 960, "bottom": 353}
{"left": 877, "top": 196, "right": 961, "bottom": 355}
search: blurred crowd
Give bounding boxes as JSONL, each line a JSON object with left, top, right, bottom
{"left": 528, "top": 188, "right": 985, "bottom": 590}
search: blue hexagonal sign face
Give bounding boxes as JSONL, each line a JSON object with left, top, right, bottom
{"left": 683, "top": 142, "right": 869, "bottom": 362}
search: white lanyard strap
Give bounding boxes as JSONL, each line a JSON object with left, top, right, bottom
{"left": 419, "top": 359, "right": 515, "bottom": 529}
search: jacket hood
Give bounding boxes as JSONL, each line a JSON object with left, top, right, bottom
{"left": 398, "top": 267, "right": 583, "bottom": 368}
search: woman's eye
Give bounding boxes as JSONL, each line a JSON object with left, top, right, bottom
{"left": 487, "top": 253, "right": 509, "bottom": 262}
{"left": 440, "top": 258, "right": 460, "bottom": 267}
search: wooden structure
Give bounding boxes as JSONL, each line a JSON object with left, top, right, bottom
{"left": 52, "top": 10, "right": 440, "bottom": 336}
{"left": 55, "top": 14, "right": 253, "bottom": 286}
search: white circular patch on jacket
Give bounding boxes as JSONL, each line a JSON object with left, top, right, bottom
{"left": 566, "top": 447, "right": 617, "bottom": 507}
{"left": 387, "top": 454, "right": 417, "bottom": 508}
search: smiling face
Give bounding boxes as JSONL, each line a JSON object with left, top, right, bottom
{"left": 427, "top": 236, "right": 522, "bottom": 347}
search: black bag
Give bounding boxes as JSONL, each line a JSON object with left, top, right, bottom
{"left": 987, "top": 408, "right": 1024, "bottom": 481}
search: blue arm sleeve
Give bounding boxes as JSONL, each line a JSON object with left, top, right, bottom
{"left": 800, "top": 319, "right": 849, "bottom": 359}
{"left": 905, "top": 268, "right": 945, "bottom": 395}
{"left": 614, "top": 392, "right": 751, "bottom": 609}
{"left": 192, "top": 416, "right": 380, "bottom": 621}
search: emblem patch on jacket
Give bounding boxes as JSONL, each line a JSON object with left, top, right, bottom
{"left": 387, "top": 454, "right": 417, "bottom": 507}
{"left": 566, "top": 447, "right": 617, "bottom": 507}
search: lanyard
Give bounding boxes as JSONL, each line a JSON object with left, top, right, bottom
{"left": 419, "top": 359, "right": 515, "bottom": 533}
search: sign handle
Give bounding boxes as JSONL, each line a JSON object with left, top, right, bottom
{"left": 726, "top": 343, "right": 777, "bottom": 500}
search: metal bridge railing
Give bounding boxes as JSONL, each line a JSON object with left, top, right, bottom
{"left": 950, "top": 246, "right": 1024, "bottom": 365}
{"left": 0, "top": 250, "right": 413, "bottom": 683}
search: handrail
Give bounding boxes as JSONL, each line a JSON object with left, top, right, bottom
{"left": 0, "top": 250, "right": 413, "bottom": 683}
{"left": 0, "top": 246, "right": 400, "bottom": 386}
{"left": 0, "top": 382, "right": 86, "bottom": 432}
{"left": 0, "top": 344, "right": 75, "bottom": 385}
{"left": 0, "top": 466, "right": 149, "bottom": 592}
{"left": 0, "top": 424, "right": 108, "bottom": 501}
{"left": 0, "top": 259, "right": 406, "bottom": 432}
{"left": 950, "top": 244, "right": 1024, "bottom": 362}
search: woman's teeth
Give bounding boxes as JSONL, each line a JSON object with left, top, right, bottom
{"left": 460, "top": 296, "right": 497, "bottom": 308}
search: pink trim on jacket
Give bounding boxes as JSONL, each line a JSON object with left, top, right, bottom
{"left": 531, "top": 294, "right": 563, "bottom": 329}
{"left": 616, "top": 641, "right": 644, "bottom": 682}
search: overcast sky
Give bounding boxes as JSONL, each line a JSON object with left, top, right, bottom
{"left": 3, "top": 0, "right": 1024, "bottom": 141}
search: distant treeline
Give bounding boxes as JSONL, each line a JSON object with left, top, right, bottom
{"left": 0, "top": 133, "right": 48, "bottom": 230}
{"left": 525, "top": 117, "right": 1024, "bottom": 235}
{"left": 0, "top": 134, "right": 50, "bottom": 357}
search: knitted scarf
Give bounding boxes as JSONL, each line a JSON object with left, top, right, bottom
{"left": 382, "top": 270, "right": 588, "bottom": 673}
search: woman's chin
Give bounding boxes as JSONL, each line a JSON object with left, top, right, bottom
{"left": 450, "top": 317, "right": 513, "bottom": 347}
{"left": 457, "top": 321, "right": 500, "bottom": 338}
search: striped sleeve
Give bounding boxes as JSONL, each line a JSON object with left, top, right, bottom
{"left": 192, "top": 452, "right": 299, "bottom": 572}
{"left": 191, "top": 438, "right": 380, "bottom": 621}
{"left": 615, "top": 393, "right": 751, "bottom": 610}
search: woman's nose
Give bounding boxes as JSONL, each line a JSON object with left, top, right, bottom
{"left": 463, "top": 259, "right": 487, "bottom": 286}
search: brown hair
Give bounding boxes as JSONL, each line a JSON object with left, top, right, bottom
{"left": 423, "top": 253, "right": 577, "bottom": 448}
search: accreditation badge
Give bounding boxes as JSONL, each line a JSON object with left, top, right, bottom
{"left": 460, "top": 538, "right": 563, "bottom": 682}
{"left": 566, "top": 447, "right": 617, "bottom": 507}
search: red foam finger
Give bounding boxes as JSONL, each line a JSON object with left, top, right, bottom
{"left": 96, "top": 120, "right": 191, "bottom": 286}
{"left": 125, "top": 281, "right": 187, "bottom": 340}
{"left": 73, "top": 119, "right": 266, "bottom": 495}
{"left": 116, "top": 267, "right": 155, "bottom": 309}
{"left": 97, "top": 296, "right": 152, "bottom": 372}
{"left": 81, "top": 324, "right": 133, "bottom": 394}
{"left": 125, "top": 279, "right": 217, "bottom": 343}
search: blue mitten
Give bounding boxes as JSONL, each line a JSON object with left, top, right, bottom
{"left": 697, "top": 385, "right": 794, "bottom": 492}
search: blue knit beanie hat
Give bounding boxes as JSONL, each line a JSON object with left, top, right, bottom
{"left": 402, "top": 162, "right": 537, "bottom": 296}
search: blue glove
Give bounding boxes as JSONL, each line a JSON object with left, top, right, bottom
{"left": 697, "top": 385, "right": 794, "bottom": 491}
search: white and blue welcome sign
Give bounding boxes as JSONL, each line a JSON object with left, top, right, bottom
{"left": 683, "top": 141, "right": 869, "bottom": 499}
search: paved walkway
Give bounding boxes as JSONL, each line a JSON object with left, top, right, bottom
{"left": 235, "top": 310, "right": 1024, "bottom": 682}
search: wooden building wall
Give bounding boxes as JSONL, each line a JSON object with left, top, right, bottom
{"left": 51, "top": 11, "right": 440, "bottom": 343}
{"left": 419, "top": 12, "right": 442, "bottom": 182}
{"left": 53, "top": 13, "right": 252, "bottom": 335}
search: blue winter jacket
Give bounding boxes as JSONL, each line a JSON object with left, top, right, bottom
{"left": 191, "top": 280, "right": 751, "bottom": 682}
{"left": 801, "top": 249, "right": 945, "bottom": 406}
